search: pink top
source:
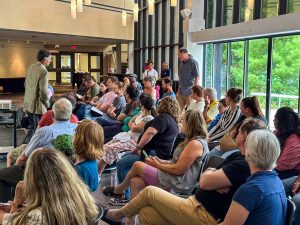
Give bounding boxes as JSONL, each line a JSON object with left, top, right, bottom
{"left": 276, "top": 134, "right": 300, "bottom": 171}
{"left": 101, "top": 91, "right": 117, "bottom": 106}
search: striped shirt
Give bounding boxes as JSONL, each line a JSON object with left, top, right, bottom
{"left": 208, "top": 106, "right": 241, "bottom": 141}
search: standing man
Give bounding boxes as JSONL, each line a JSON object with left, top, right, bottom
{"left": 23, "top": 49, "right": 51, "bottom": 143}
{"left": 177, "top": 48, "right": 199, "bottom": 111}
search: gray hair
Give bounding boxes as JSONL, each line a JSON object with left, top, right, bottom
{"left": 52, "top": 98, "right": 72, "bottom": 121}
{"left": 205, "top": 88, "right": 217, "bottom": 100}
{"left": 245, "top": 130, "right": 281, "bottom": 170}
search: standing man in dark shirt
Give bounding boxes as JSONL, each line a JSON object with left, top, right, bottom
{"left": 177, "top": 48, "right": 199, "bottom": 111}
{"left": 101, "top": 118, "right": 267, "bottom": 225}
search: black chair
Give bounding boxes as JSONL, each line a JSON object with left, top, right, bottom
{"left": 285, "top": 198, "right": 296, "bottom": 225}
{"left": 93, "top": 203, "right": 104, "bottom": 225}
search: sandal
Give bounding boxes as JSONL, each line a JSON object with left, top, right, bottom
{"left": 101, "top": 208, "right": 123, "bottom": 225}
{"left": 102, "top": 186, "right": 124, "bottom": 197}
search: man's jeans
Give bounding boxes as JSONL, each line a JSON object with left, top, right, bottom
{"left": 282, "top": 176, "right": 300, "bottom": 225}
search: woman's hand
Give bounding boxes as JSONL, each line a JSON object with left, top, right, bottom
{"left": 145, "top": 156, "right": 160, "bottom": 168}
{"left": 14, "top": 181, "right": 26, "bottom": 206}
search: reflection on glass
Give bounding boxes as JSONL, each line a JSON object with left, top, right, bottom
{"left": 205, "top": 44, "right": 214, "bottom": 87}
{"left": 248, "top": 39, "right": 268, "bottom": 116}
{"left": 288, "top": 0, "right": 300, "bottom": 13}
{"left": 270, "top": 35, "right": 300, "bottom": 128}
{"left": 240, "top": 0, "right": 254, "bottom": 22}
{"left": 61, "top": 72, "right": 72, "bottom": 83}
{"left": 61, "top": 55, "right": 71, "bottom": 69}
{"left": 221, "top": 44, "right": 228, "bottom": 97}
{"left": 48, "top": 55, "right": 56, "bottom": 69}
{"left": 223, "top": 0, "right": 234, "bottom": 25}
{"left": 207, "top": 0, "right": 216, "bottom": 28}
{"left": 90, "top": 56, "right": 100, "bottom": 69}
{"left": 262, "top": 0, "right": 278, "bottom": 18}
{"left": 230, "top": 41, "right": 244, "bottom": 89}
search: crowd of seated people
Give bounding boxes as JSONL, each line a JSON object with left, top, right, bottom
{"left": 1, "top": 66, "right": 300, "bottom": 225}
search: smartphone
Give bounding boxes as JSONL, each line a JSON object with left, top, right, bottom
{"left": 142, "top": 150, "right": 149, "bottom": 158}
{"left": 0, "top": 202, "right": 10, "bottom": 207}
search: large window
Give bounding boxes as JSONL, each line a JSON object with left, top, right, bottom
{"left": 288, "top": 0, "right": 300, "bottom": 13}
{"left": 262, "top": 0, "right": 278, "bottom": 18}
{"left": 202, "top": 35, "right": 300, "bottom": 126}
{"left": 223, "top": 0, "right": 234, "bottom": 25}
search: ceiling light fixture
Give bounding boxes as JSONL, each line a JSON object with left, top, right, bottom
{"left": 85, "top": 0, "right": 91, "bottom": 5}
{"left": 70, "top": 0, "right": 77, "bottom": 19}
{"left": 171, "top": 0, "right": 177, "bottom": 7}
{"left": 77, "top": 0, "right": 83, "bottom": 12}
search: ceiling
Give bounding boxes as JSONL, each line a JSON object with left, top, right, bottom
{"left": 0, "top": 29, "right": 129, "bottom": 47}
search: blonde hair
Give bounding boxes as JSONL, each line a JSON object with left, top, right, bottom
{"left": 157, "top": 97, "right": 181, "bottom": 123}
{"left": 73, "top": 120, "right": 104, "bottom": 160}
{"left": 14, "top": 148, "right": 98, "bottom": 225}
{"left": 181, "top": 110, "right": 208, "bottom": 146}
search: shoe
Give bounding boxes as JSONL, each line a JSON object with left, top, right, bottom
{"left": 102, "top": 208, "right": 123, "bottom": 225}
{"left": 109, "top": 197, "right": 129, "bottom": 206}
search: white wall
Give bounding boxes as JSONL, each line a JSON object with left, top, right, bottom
{"left": 0, "top": 41, "right": 43, "bottom": 78}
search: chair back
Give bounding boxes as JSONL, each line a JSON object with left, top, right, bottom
{"left": 285, "top": 198, "right": 296, "bottom": 225}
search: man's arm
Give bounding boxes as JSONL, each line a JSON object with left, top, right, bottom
{"left": 194, "top": 75, "right": 199, "bottom": 85}
{"left": 39, "top": 73, "right": 49, "bottom": 109}
{"left": 199, "top": 168, "right": 232, "bottom": 190}
{"left": 218, "top": 201, "right": 249, "bottom": 225}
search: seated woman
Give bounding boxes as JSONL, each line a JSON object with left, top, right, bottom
{"left": 102, "top": 110, "right": 208, "bottom": 204}
{"left": 187, "top": 85, "right": 205, "bottom": 112}
{"left": 73, "top": 120, "right": 104, "bottom": 192}
{"left": 0, "top": 149, "right": 98, "bottom": 225}
{"left": 220, "top": 130, "right": 286, "bottom": 225}
{"left": 100, "top": 118, "right": 268, "bottom": 225}
{"left": 240, "top": 96, "right": 267, "bottom": 124}
{"left": 109, "top": 96, "right": 180, "bottom": 205}
{"left": 142, "top": 76, "right": 157, "bottom": 101}
{"left": 98, "top": 93, "right": 156, "bottom": 176}
{"left": 209, "top": 88, "right": 242, "bottom": 142}
{"left": 88, "top": 80, "right": 109, "bottom": 106}
{"left": 274, "top": 107, "right": 300, "bottom": 179}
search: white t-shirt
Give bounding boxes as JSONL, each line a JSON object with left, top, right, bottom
{"left": 143, "top": 69, "right": 158, "bottom": 80}
{"left": 187, "top": 100, "right": 205, "bottom": 113}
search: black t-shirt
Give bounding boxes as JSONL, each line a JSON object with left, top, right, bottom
{"left": 143, "top": 112, "right": 179, "bottom": 160}
{"left": 160, "top": 69, "right": 172, "bottom": 78}
{"left": 195, "top": 152, "right": 250, "bottom": 221}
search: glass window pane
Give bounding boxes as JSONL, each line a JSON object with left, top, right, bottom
{"left": 61, "top": 72, "right": 71, "bottom": 83}
{"left": 221, "top": 43, "right": 229, "bottom": 97}
{"left": 270, "top": 35, "right": 300, "bottom": 129}
{"left": 61, "top": 55, "right": 71, "bottom": 69}
{"left": 48, "top": 72, "right": 56, "bottom": 81}
{"left": 205, "top": 44, "right": 214, "bottom": 87}
{"left": 48, "top": 55, "right": 56, "bottom": 69}
{"left": 288, "top": 0, "right": 300, "bottom": 13}
{"left": 230, "top": 41, "right": 244, "bottom": 89}
{"left": 248, "top": 39, "right": 268, "bottom": 117}
{"left": 240, "top": 0, "right": 254, "bottom": 22}
{"left": 90, "top": 56, "right": 100, "bottom": 69}
{"left": 223, "top": 0, "right": 234, "bottom": 25}
{"left": 262, "top": 0, "right": 278, "bottom": 18}
{"left": 207, "top": 0, "right": 216, "bottom": 28}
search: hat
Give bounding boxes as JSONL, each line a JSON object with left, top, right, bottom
{"left": 52, "top": 134, "right": 74, "bottom": 156}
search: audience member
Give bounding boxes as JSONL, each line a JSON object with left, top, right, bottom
{"left": 209, "top": 88, "right": 242, "bottom": 142}
{"left": 123, "top": 76, "right": 131, "bottom": 88}
{"left": 161, "top": 77, "right": 176, "bottom": 99}
{"left": 98, "top": 94, "right": 156, "bottom": 177}
{"left": 240, "top": 96, "right": 267, "bottom": 124}
{"left": 89, "top": 81, "right": 109, "bottom": 106}
{"left": 142, "top": 60, "right": 158, "bottom": 80}
{"left": 208, "top": 98, "right": 227, "bottom": 131}
{"left": 103, "top": 110, "right": 208, "bottom": 211}
{"left": 96, "top": 85, "right": 139, "bottom": 143}
{"left": 274, "top": 107, "right": 300, "bottom": 179}
{"left": 111, "top": 96, "right": 180, "bottom": 205}
{"left": 203, "top": 87, "right": 219, "bottom": 124}
{"left": 0, "top": 149, "right": 98, "bottom": 225}
{"left": 160, "top": 62, "right": 171, "bottom": 79}
{"left": 23, "top": 49, "right": 51, "bottom": 143}
{"left": 142, "top": 76, "right": 157, "bottom": 101}
{"left": 81, "top": 75, "right": 100, "bottom": 101}
{"left": 220, "top": 130, "right": 286, "bottom": 225}
{"left": 0, "top": 98, "right": 77, "bottom": 202}
{"left": 187, "top": 85, "right": 205, "bottom": 112}
{"left": 177, "top": 48, "right": 199, "bottom": 111}
{"left": 101, "top": 118, "right": 265, "bottom": 225}
{"left": 73, "top": 120, "right": 104, "bottom": 191}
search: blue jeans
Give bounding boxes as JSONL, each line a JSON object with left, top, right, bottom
{"left": 282, "top": 176, "right": 300, "bottom": 225}
{"left": 116, "top": 150, "right": 157, "bottom": 199}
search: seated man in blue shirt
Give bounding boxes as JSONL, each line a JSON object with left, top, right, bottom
{"left": 161, "top": 77, "right": 176, "bottom": 99}
{"left": 0, "top": 98, "right": 77, "bottom": 202}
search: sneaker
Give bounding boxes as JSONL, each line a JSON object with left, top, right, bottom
{"left": 109, "top": 197, "right": 129, "bottom": 206}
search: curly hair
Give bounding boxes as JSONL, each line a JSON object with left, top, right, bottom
{"left": 157, "top": 96, "right": 181, "bottom": 123}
